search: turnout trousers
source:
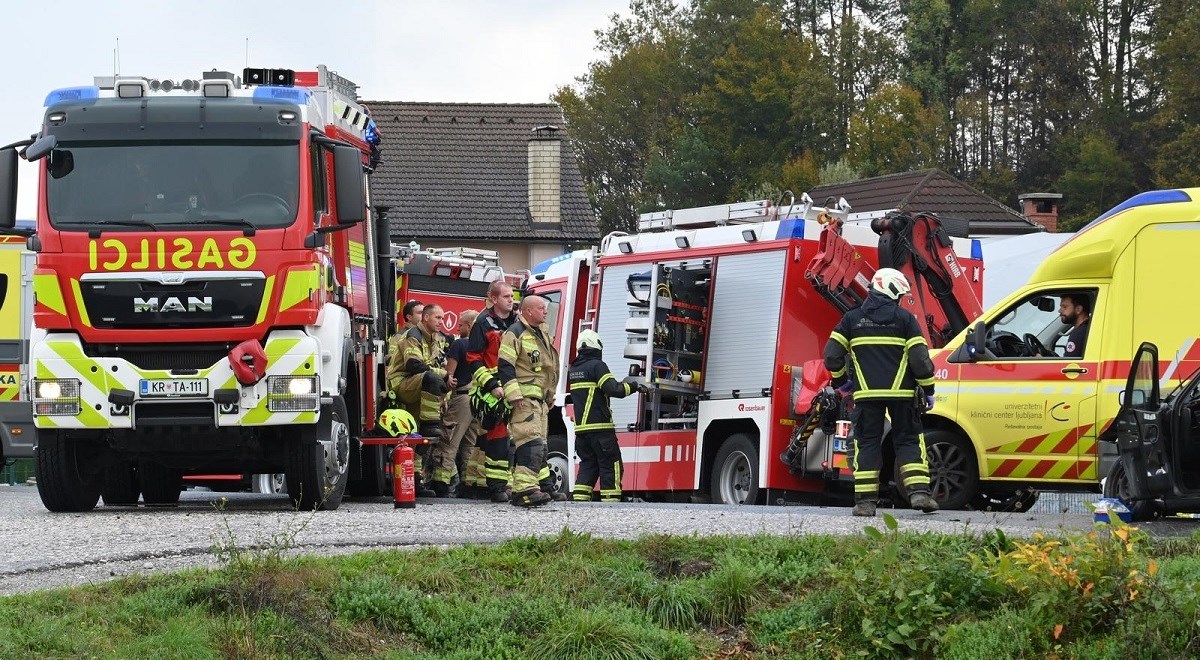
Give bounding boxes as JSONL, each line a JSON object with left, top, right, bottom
{"left": 850, "top": 399, "right": 931, "bottom": 501}
{"left": 571, "top": 430, "right": 623, "bottom": 502}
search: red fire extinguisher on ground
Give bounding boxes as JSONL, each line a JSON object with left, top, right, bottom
{"left": 393, "top": 442, "right": 416, "bottom": 509}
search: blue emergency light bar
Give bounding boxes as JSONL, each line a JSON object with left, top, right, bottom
{"left": 44, "top": 86, "right": 100, "bottom": 107}
{"left": 251, "top": 86, "right": 311, "bottom": 104}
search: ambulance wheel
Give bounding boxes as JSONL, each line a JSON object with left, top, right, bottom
{"left": 35, "top": 431, "right": 102, "bottom": 513}
{"left": 139, "top": 461, "right": 182, "bottom": 507}
{"left": 897, "top": 429, "right": 977, "bottom": 510}
{"left": 547, "top": 435, "right": 570, "bottom": 496}
{"left": 286, "top": 395, "right": 350, "bottom": 511}
{"left": 1102, "top": 460, "right": 1161, "bottom": 521}
{"left": 971, "top": 487, "right": 1040, "bottom": 512}
{"left": 101, "top": 460, "right": 140, "bottom": 506}
{"left": 251, "top": 473, "right": 288, "bottom": 495}
{"left": 711, "top": 434, "right": 760, "bottom": 505}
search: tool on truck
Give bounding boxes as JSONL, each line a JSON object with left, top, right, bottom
{"left": 0, "top": 65, "right": 394, "bottom": 511}
{"left": 524, "top": 193, "right": 986, "bottom": 505}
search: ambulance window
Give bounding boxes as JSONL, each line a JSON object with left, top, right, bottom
{"left": 986, "top": 292, "right": 1072, "bottom": 358}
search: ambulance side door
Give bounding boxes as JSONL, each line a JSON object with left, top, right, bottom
{"left": 955, "top": 285, "right": 1105, "bottom": 483}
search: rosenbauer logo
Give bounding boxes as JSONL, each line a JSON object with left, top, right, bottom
{"left": 737, "top": 403, "right": 766, "bottom": 412}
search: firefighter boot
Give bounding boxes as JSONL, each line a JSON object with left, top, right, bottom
{"left": 489, "top": 488, "right": 511, "bottom": 503}
{"left": 428, "top": 480, "right": 451, "bottom": 498}
{"left": 908, "top": 491, "right": 940, "bottom": 513}
{"left": 511, "top": 489, "right": 552, "bottom": 508}
{"left": 852, "top": 498, "right": 877, "bottom": 517}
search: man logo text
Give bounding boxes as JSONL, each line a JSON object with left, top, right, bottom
{"left": 134, "top": 297, "right": 213, "bottom": 313}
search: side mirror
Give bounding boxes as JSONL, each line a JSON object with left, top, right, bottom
{"left": 0, "top": 149, "right": 16, "bottom": 230}
{"left": 966, "top": 322, "right": 986, "bottom": 362}
{"left": 23, "top": 134, "right": 57, "bottom": 162}
{"left": 1034, "top": 297, "right": 1055, "bottom": 312}
{"left": 332, "top": 145, "right": 366, "bottom": 224}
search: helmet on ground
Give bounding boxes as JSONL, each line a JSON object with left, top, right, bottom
{"left": 577, "top": 329, "right": 603, "bottom": 351}
{"left": 378, "top": 407, "right": 418, "bottom": 437}
{"left": 871, "top": 268, "right": 911, "bottom": 300}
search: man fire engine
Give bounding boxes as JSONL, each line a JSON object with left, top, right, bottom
{"left": 0, "top": 65, "right": 390, "bottom": 512}
{"left": 525, "top": 195, "right": 985, "bottom": 506}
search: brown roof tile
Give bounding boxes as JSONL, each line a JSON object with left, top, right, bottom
{"left": 363, "top": 102, "right": 600, "bottom": 243}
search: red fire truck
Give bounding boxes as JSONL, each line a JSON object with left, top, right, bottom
{"left": 526, "top": 195, "right": 985, "bottom": 505}
{"left": 0, "top": 65, "right": 392, "bottom": 511}
{"left": 393, "top": 244, "right": 526, "bottom": 334}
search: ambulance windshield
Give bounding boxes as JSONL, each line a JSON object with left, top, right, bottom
{"left": 45, "top": 140, "right": 300, "bottom": 230}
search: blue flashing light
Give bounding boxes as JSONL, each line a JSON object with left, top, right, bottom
{"left": 775, "top": 219, "right": 804, "bottom": 240}
{"left": 970, "top": 239, "right": 983, "bottom": 261}
{"left": 1083, "top": 189, "right": 1193, "bottom": 231}
{"left": 44, "top": 86, "right": 100, "bottom": 107}
{"left": 531, "top": 252, "right": 572, "bottom": 275}
{"left": 252, "top": 86, "right": 310, "bottom": 104}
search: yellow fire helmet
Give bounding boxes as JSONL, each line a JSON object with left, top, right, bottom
{"left": 378, "top": 407, "right": 418, "bottom": 437}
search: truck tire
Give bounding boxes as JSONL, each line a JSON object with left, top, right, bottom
{"left": 347, "top": 445, "right": 388, "bottom": 497}
{"left": 896, "top": 429, "right": 977, "bottom": 510}
{"left": 35, "top": 431, "right": 102, "bottom": 513}
{"left": 547, "top": 435, "right": 571, "bottom": 497}
{"left": 710, "top": 433, "right": 760, "bottom": 505}
{"left": 139, "top": 461, "right": 182, "bottom": 507}
{"left": 286, "top": 395, "right": 350, "bottom": 511}
{"left": 101, "top": 461, "right": 140, "bottom": 506}
{"left": 1102, "top": 460, "right": 1161, "bottom": 521}
{"left": 251, "top": 473, "right": 287, "bottom": 495}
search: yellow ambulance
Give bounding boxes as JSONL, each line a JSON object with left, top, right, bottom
{"left": 0, "top": 231, "right": 34, "bottom": 467}
{"left": 921, "top": 189, "right": 1200, "bottom": 510}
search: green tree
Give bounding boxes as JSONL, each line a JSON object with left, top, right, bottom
{"left": 847, "top": 83, "right": 943, "bottom": 176}
{"left": 1057, "top": 132, "right": 1136, "bottom": 231}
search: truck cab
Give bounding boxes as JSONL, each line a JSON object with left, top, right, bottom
{"left": 926, "top": 189, "right": 1200, "bottom": 510}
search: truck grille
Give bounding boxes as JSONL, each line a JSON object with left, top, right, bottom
{"left": 87, "top": 343, "right": 232, "bottom": 371}
{"left": 79, "top": 275, "right": 266, "bottom": 329}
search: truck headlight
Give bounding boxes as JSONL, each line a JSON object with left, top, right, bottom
{"left": 32, "top": 378, "right": 82, "bottom": 416}
{"left": 267, "top": 375, "right": 319, "bottom": 412}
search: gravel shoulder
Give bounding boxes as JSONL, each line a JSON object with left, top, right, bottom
{"left": 0, "top": 485, "right": 1102, "bottom": 596}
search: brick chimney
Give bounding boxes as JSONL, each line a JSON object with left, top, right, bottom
{"left": 528, "top": 125, "right": 561, "bottom": 224}
{"left": 1019, "top": 192, "right": 1062, "bottom": 232}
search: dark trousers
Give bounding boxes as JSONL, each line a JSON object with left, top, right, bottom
{"left": 850, "top": 399, "right": 930, "bottom": 500}
{"left": 572, "top": 430, "right": 623, "bottom": 502}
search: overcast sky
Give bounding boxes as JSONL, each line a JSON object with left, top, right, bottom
{"left": 4, "top": 0, "right": 631, "bottom": 218}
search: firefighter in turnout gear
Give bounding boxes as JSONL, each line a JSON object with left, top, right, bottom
{"left": 824, "top": 268, "right": 940, "bottom": 517}
{"left": 388, "top": 303, "right": 452, "bottom": 496}
{"left": 498, "top": 294, "right": 561, "bottom": 507}
{"left": 465, "top": 281, "right": 520, "bottom": 502}
{"left": 568, "top": 330, "right": 646, "bottom": 502}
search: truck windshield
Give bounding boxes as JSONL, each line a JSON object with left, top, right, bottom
{"left": 46, "top": 141, "right": 300, "bottom": 230}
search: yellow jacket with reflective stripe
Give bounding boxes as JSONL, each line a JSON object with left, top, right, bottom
{"left": 823, "top": 292, "right": 935, "bottom": 400}
{"left": 497, "top": 319, "right": 559, "bottom": 403}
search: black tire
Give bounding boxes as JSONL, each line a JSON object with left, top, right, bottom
{"left": 139, "top": 461, "right": 182, "bottom": 507}
{"left": 710, "top": 433, "right": 760, "bottom": 505}
{"left": 971, "top": 488, "right": 1040, "bottom": 512}
{"left": 101, "top": 460, "right": 140, "bottom": 506}
{"left": 547, "top": 435, "right": 570, "bottom": 496}
{"left": 286, "top": 395, "right": 350, "bottom": 511}
{"left": 347, "top": 444, "right": 388, "bottom": 497}
{"left": 897, "top": 429, "right": 978, "bottom": 510}
{"left": 35, "top": 432, "right": 102, "bottom": 513}
{"left": 1102, "top": 460, "right": 1161, "bottom": 521}
{"left": 251, "top": 473, "right": 288, "bottom": 495}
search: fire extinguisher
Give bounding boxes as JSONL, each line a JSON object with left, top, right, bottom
{"left": 393, "top": 442, "right": 416, "bottom": 509}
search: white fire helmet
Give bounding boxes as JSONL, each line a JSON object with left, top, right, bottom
{"left": 577, "top": 329, "right": 604, "bottom": 351}
{"left": 871, "top": 268, "right": 911, "bottom": 300}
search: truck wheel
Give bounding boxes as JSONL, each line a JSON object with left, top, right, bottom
{"left": 896, "top": 429, "right": 977, "bottom": 510}
{"left": 547, "top": 435, "right": 571, "bottom": 496}
{"left": 101, "top": 461, "right": 140, "bottom": 506}
{"left": 251, "top": 473, "right": 287, "bottom": 495}
{"left": 36, "top": 432, "right": 102, "bottom": 512}
{"left": 971, "top": 488, "right": 1040, "bottom": 512}
{"left": 1102, "top": 460, "right": 1161, "bottom": 521}
{"left": 710, "top": 434, "right": 759, "bottom": 505}
{"left": 286, "top": 395, "right": 350, "bottom": 510}
{"left": 347, "top": 445, "right": 388, "bottom": 497}
{"left": 139, "top": 461, "right": 182, "bottom": 507}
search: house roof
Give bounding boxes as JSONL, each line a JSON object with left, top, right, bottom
{"left": 810, "top": 169, "right": 1043, "bottom": 236}
{"left": 362, "top": 101, "right": 600, "bottom": 243}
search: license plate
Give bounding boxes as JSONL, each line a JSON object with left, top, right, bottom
{"left": 139, "top": 378, "right": 209, "bottom": 397}
{"left": 833, "top": 437, "right": 849, "bottom": 453}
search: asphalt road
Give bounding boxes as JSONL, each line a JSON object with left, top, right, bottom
{"left": 0, "top": 484, "right": 1193, "bottom": 596}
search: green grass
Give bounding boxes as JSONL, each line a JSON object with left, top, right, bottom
{"left": 2, "top": 523, "right": 1199, "bottom": 658}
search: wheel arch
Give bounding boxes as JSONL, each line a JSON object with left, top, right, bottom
{"left": 699, "top": 419, "right": 760, "bottom": 490}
